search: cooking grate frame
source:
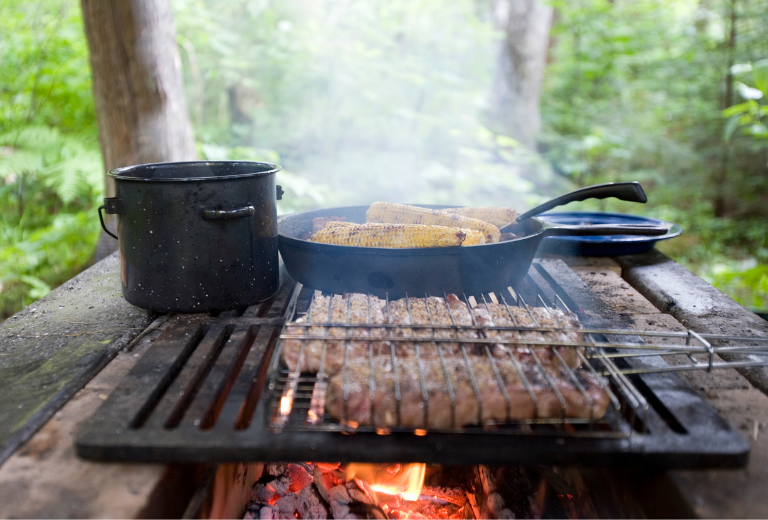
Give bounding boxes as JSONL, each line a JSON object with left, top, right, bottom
{"left": 75, "top": 259, "right": 752, "bottom": 467}
{"left": 267, "top": 289, "right": 640, "bottom": 437}
{"left": 267, "top": 289, "right": 768, "bottom": 437}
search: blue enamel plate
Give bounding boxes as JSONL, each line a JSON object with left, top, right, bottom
{"left": 537, "top": 211, "right": 683, "bottom": 256}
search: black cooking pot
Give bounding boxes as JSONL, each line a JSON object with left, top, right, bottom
{"left": 98, "top": 161, "right": 282, "bottom": 313}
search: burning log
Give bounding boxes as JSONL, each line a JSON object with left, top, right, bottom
{"left": 420, "top": 486, "right": 468, "bottom": 507}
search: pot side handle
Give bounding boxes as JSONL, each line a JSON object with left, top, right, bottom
{"left": 539, "top": 223, "right": 669, "bottom": 238}
{"left": 98, "top": 197, "right": 123, "bottom": 240}
{"left": 201, "top": 205, "right": 256, "bottom": 220}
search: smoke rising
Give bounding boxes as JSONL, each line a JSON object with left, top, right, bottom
{"left": 174, "top": 0, "right": 566, "bottom": 213}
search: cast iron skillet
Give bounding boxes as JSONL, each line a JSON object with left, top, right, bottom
{"left": 278, "top": 183, "right": 668, "bottom": 297}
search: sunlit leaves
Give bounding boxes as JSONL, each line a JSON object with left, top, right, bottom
{"left": 542, "top": 0, "right": 768, "bottom": 308}
{"left": 724, "top": 115, "right": 742, "bottom": 142}
{"left": 753, "top": 59, "right": 768, "bottom": 97}
{"left": 730, "top": 63, "right": 753, "bottom": 74}
{"left": 736, "top": 81, "right": 763, "bottom": 100}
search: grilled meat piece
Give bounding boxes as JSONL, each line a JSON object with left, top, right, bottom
{"left": 283, "top": 294, "right": 585, "bottom": 371}
{"left": 366, "top": 202, "right": 501, "bottom": 243}
{"left": 281, "top": 292, "right": 608, "bottom": 428}
{"left": 472, "top": 302, "right": 584, "bottom": 368}
{"left": 325, "top": 351, "right": 609, "bottom": 428}
{"left": 282, "top": 293, "right": 388, "bottom": 374}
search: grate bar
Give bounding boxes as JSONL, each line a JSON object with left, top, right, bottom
{"left": 147, "top": 324, "right": 232, "bottom": 430}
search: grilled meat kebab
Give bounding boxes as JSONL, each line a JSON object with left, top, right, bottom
{"left": 280, "top": 292, "right": 606, "bottom": 426}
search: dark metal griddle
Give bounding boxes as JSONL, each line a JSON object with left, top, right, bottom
{"left": 75, "top": 259, "right": 751, "bottom": 468}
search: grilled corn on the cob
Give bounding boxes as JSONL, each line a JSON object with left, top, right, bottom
{"left": 311, "top": 222, "right": 485, "bottom": 247}
{"left": 440, "top": 206, "right": 518, "bottom": 228}
{"left": 366, "top": 202, "right": 501, "bottom": 243}
{"left": 320, "top": 221, "right": 359, "bottom": 229}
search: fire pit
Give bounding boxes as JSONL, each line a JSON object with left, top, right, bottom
{"left": 199, "top": 460, "right": 663, "bottom": 519}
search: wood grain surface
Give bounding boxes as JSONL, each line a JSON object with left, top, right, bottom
{"left": 0, "top": 253, "right": 154, "bottom": 466}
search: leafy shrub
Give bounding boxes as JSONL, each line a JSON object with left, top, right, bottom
{"left": 0, "top": 0, "right": 102, "bottom": 319}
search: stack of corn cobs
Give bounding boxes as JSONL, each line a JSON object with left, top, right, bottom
{"left": 309, "top": 202, "right": 518, "bottom": 248}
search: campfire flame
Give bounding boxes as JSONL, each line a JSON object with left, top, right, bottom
{"left": 279, "top": 389, "right": 294, "bottom": 416}
{"left": 346, "top": 462, "right": 427, "bottom": 502}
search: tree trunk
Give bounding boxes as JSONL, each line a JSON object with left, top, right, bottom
{"left": 714, "top": 0, "right": 737, "bottom": 218}
{"left": 489, "top": 0, "right": 554, "bottom": 149}
{"left": 80, "top": 0, "right": 197, "bottom": 259}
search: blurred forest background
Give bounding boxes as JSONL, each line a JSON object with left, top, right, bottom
{"left": 1, "top": 0, "right": 768, "bottom": 319}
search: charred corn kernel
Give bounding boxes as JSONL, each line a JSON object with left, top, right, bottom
{"left": 311, "top": 223, "right": 479, "bottom": 248}
{"left": 460, "top": 228, "right": 486, "bottom": 245}
{"left": 366, "top": 202, "right": 501, "bottom": 243}
{"left": 440, "top": 207, "right": 519, "bottom": 228}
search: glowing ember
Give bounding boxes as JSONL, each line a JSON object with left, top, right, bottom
{"left": 346, "top": 463, "right": 427, "bottom": 502}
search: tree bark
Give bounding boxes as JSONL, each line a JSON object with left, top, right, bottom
{"left": 489, "top": 0, "right": 554, "bottom": 149}
{"left": 80, "top": 0, "right": 197, "bottom": 259}
{"left": 714, "top": 0, "right": 737, "bottom": 218}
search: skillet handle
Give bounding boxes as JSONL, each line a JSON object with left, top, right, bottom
{"left": 539, "top": 224, "right": 669, "bottom": 238}
{"left": 515, "top": 182, "right": 647, "bottom": 223}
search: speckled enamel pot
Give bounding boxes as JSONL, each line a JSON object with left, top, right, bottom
{"left": 99, "top": 161, "right": 282, "bottom": 313}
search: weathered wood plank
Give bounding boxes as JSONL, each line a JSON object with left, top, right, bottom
{"left": 0, "top": 252, "right": 154, "bottom": 465}
{"left": 568, "top": 269, "right": 661, "bottom": 316}
{"left": 0, "top": 319, "right": 171, "bottom": 518}
{"left": 615, "top": 249, "right": 768, "bottom": 395}
{"left": 552, "top": 253, "right": 623, "bottom": 275}
{"left": 572, "top": 255, "right": 768, "bottom": 519}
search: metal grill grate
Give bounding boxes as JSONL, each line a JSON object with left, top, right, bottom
{"left": 267, "top": 289, "right": 638, "bottom": 437}
{"left": 267, "top": 285, "right": 768, "bottom": 439}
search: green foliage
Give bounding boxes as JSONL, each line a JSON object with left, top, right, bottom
{"left": 724, "top": 60, "right": 768, "bottom": 142}
{"left": 706, "top": 263, "right": 768, "bottom": 310}
{"left": 0, "top": 0, "right": 102, "bottom": 319}
{"left": 541, "top": 0, "right": 768, "bottom": 310}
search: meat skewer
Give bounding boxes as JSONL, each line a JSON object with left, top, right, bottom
{"left": 324, "top": 352, "right": 610, "bottom": 428}
{"left": 282, "top": 293, "right": 389, "bottom": 374}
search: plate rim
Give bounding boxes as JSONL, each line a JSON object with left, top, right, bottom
{"left": 538, "top": 211, "right": 683, "bottom": 244}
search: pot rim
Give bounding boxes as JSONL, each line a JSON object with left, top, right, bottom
{"left": 108, "top": 160, "right": 281, "bottom": 182}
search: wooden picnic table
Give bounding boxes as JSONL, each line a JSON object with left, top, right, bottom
{"left": 0, "top": 251, "right": 767, "bottom": 518}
